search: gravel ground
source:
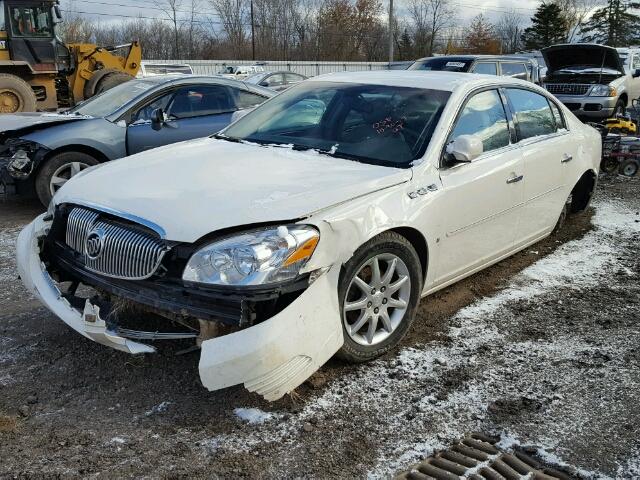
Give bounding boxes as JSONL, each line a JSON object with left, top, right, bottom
{"left": 0, "top": 175, "right": 638, "bottom": 479}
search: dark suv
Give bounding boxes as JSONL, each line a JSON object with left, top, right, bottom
{"left": 408, "top": 55, "right": 541, "bottom": 84}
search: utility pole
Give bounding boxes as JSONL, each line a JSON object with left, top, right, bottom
{"left": 250, "top": 0, "right": 256, "bottom": 61}
{"left": 388, "top": 0, "right": 394, "bottom": 63}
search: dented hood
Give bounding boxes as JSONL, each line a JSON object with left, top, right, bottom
{"left": 0, "top": 112, "right": 86, "bottom": 136}
{"left": 55, "top": 137, "right": 412, "bottom": 242}
{"left": 542, "top": 44, "right": 625, "bottom": 74}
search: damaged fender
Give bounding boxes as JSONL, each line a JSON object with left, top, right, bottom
{"left": 16, "top": 215, "right": 155, "bottom": 355}
{"left": 199, "top": 266, "right": 343, "bottom": 401}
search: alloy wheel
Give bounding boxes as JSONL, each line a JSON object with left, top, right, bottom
{"left": 49, "top": 161, "right": 91, "bottom": 196}
{"left": 343, "top": 253, "right": 412, "bottom": 346}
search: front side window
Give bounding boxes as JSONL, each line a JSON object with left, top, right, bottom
{"left": 501, "top": 63, "right": 528, "bottom": 80}
{"left": 506, "top": 88, "right": 556, "bottom": 140}
{"left": 284, "top": 73, "right": 305, "bottom": 84}
{"left": 9, "top": 6, "right": 52, "bottom": 37}
{"left": 473, "top": 63, "right": 498, "bottom": 75}
{"left": 264, "top": 74, "right": 284, "bottom": 87}
{"left": 223, "top": 81, "right": 451, "bottom": 167}
{"left": 447, "top": 89, "right": 510, "bottom": 154}
{"left": 167, "top": 85, "right": 234, "bottom": 119}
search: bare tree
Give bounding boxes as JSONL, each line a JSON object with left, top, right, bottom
{"left": 210, "top": 0, "right": 249, "bottom": 57}
{"left": 155, "top": 0, "right": 183, "bottom": 58}
{"left": 465, "top": 14, "right": 500, "bottom": 54}
{"left": 496, "top": 9, "right": 523, "bottom": 53}
{"left": 408, "top": 0, "right": 454, "bottom": 57}
{"left": 554, "top": 0, "right": 599, "bottom": 41}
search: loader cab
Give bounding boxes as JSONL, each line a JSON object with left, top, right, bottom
{"left": 0, "top": 1, "right": 70, "bottom": 73}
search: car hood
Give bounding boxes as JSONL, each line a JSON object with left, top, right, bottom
{"left": 0, "top": 112, "right": 87, "bottom": 137}
{"left": 542, "top": 44, "right": 625, "bottom": 75}
{"left": 55, "top": 137, "right": 412, "bottom": 242}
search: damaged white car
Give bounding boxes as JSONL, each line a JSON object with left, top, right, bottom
{"left": 16, "top": 72, "right": 601, "bottom": 401}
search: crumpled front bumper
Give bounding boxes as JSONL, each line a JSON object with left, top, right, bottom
{"left": 16, "top": 214, "right": 345, "bottom": 401}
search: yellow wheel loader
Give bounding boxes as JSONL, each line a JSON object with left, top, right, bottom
{"left": 0, "top": 0, "right": 141, "bottom": 113}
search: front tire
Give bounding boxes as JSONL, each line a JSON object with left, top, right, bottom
{"left": 337, "top": 232, "right": 422, "bottom": 363}
{"left": 0, "top": 74, "right": 37, "bottom": 113}
{"left": 35, "top": 152, "right": 99, "bottom": 206}
{"left": 613, "top": 99, "right": 626, "bottom": 117}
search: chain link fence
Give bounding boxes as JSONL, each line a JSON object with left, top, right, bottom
{"left": 156, "top": 60, "right": 412, "bottom": 77}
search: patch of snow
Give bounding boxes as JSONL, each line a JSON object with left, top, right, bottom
{"left": 234, "top": 407, "right": 277, "bottom": 425}
{"left": 110, "top": 437, "right": 127, "bottom": 445}
{"left": 144, "top": 401, "right": 173, "bottom": 416}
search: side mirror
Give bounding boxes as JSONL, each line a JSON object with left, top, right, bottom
{"left": 151, "top": 108, "right": 165, "bottom": 131}
{"left": 445, "top": 135, "right": 483, "bottom": 164}
{"left": 259, "top": 81, "right": 269, "bottom": 87}
{"left": 633, "top": 69, "right": 640, "bottom": 78}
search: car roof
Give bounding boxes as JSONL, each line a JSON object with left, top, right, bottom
{"left": 414, "top": 55, "right": 533, "bottom": 62}
{"left": 105, "top": 76, "right": 274, "bottom": 121}
{"left": 311, "top": 70, "right": 531, "bottom": 92}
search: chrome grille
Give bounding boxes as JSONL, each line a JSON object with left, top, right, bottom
{"left": 65, "top": 207, "right": 167, "bottom": 280}
{"left": 544, "top": 83, "right": 591, "bottom": 96}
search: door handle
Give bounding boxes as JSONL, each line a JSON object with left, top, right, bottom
{"left": 506, "top": 174, "right": 524, "bottom": 184}
{"left": 561, "top": 154, "right": 573, "bottom": 163}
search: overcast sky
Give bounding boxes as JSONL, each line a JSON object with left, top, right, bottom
{"left": 61, "top": 0, "right": 544, "bottom": 27}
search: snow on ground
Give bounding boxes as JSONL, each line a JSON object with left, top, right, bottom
{"left": 195, "top": 198, "right": 639, "bottom": 477}
{"left": 234, "top": 407, "right": 277, "bottom": 425}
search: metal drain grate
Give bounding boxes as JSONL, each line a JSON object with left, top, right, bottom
{"left": 395, "top": 433, "right": 574, "bottom": 480}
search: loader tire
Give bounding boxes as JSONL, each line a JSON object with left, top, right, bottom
{"left": 95, "top": 72, "right": 134, "bottom": 95}
{"left": 0, "top": 74, "right": 37, "bottom": 113}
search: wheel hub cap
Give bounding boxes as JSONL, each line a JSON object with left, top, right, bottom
{"left": 343, "top": 253, "right": 412, "bottom": 346}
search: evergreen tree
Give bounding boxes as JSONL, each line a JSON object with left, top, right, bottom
{"left": 580, "top": 0, "right": 640, "bottom": 47}
{"left": 521, "top": 2, "right": 567, "bottom": 50}
{"left": 398, "top": 28, "right": 414, "bottom": 60}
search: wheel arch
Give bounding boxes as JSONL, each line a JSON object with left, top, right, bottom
{"left": 389, "top": 226, "right": 429, "bottom": 282}
{"left": 570, "top": 169, "right": 597, "bottom": 213}
{"left": 37, "top": 144, "right": 110, "bottom": 173}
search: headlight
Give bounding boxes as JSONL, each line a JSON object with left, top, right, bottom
{"left": 182, "top": 225, "right": 319, "bottom": 286}
{"left": 590, "top": 85, "right": 616, "bottom": 97}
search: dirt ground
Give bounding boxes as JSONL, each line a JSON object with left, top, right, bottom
{"left": 0, "top": 175, "right": 639, "bottom": 479}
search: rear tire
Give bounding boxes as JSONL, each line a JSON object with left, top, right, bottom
{"left": 337, "top": 232, "right": 422, "bottom": 363}
{"left": 0, "top": 74, "right": 37, "bottom": 113}
{"left": 619, "top": 159, "right": 639, "bottom": 177}
{"left": 553, "top": 195, "right": 571, "bottom": 234}
{"left": 35, "top": 152, "right": 99, "bottom": 206}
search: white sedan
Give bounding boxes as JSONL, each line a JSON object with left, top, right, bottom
{"left": 16, "top": 71, "right": 601, "bottom": 400}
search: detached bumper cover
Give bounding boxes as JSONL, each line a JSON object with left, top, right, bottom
{"left": 17, "top": 215, "right": 155, "bottom": 354}
{"left": 17, "top": 214, "right": 345, "bottom": 400}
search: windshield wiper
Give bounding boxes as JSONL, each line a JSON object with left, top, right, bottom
{"left": 212, "top": 133, "right": 242, "bottom": 143}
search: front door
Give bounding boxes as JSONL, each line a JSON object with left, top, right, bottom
{"left": 126, "top": 84, "right": 237, "bottom": 155}
{"left": 435, "top": 89, "right": 525, "bottom": 284}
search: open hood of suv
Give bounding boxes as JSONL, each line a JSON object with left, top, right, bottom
{"left": 542, "top": 44, "right": 625, "bottom": 74}
{"left": 54, "top": 137, "right": 412, "bottom": 242}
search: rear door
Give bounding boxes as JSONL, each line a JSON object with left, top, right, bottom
{"left": 436, "top": 88, "right": 525, "bottom": 284}
{"left": 126, "top": 84, "right": 240, "bottom": 155}
{"left": 504, "top": 87, "right": 576, "bottom": 245}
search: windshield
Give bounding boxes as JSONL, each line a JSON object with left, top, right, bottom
{"left": 67, "top": 80, "right": 156, "bottom": 117}
{"left": 408, "top": 58, "right": 473, "bottom": 72}
{"left": 222, "top": 81, "right": 450, "bottom": 167}
{"left": 244, "top": 73, "right": 265, "bottom": 84}
{"left": 9, "top": 5, "right": 52, "bottom": 37}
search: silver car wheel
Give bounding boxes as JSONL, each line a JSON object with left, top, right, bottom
{"left": 49, "top": 161, "right": 91, "bottom": 196}
{"left": 343, "top": 253, "right": 411, "bottom": 346}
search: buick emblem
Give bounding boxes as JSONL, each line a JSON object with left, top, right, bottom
{"left": 85, "top": 229, "right": 105, "bottom": 260}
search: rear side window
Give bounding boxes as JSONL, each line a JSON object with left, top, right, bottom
{"left": 235, "top": 90, "right": 267, "bottom": 109}
{"left": 448, "top": 89, "right": 510, "bottom": 154}
{"left": 549, "top": 101, "right": 566, "bottom": 130}
{"left": 473, "top": 63, "right": 498, "bottom": 75}
{"left": 506, "top": 89, "right": 556, "bottom": 140}
{"left": 501, "top": 63, "right": 528, "bottom": 80}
